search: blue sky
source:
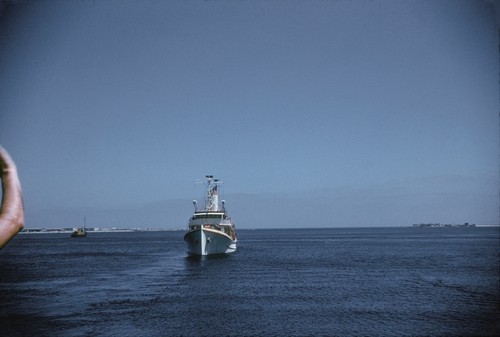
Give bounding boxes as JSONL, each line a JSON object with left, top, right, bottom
{"left": 0, "top": 0, "right": 498, "bottom": 228}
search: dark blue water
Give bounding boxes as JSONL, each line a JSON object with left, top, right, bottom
{"left": 1, "top": 227, "right": 498, "bottom": 336}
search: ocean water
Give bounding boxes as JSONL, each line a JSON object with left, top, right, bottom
{"left": 0, "top": 227, "right": 498, "bottom": 337}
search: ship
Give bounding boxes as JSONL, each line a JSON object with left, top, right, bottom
{"left": 71, "top": 216, "right": 87, "bottom": 237}
{"left": 184, "top": 175, "right": 237, "bottom": 256}
{"left": 70, "top": 228, "right": 87, "bottom": 237}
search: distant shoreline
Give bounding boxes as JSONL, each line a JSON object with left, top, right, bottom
{"left": 411, "top": 223, "right": 499, "bottom": 228}
{"left": 18, "top": 224, "right": 499, "bottom": 234}
{"left": 19, "top": 228, "right": 183, "bottom": 234}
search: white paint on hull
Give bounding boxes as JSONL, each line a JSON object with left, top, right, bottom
{"left": 184, "top": 228, "right": 237, "bottom": 256}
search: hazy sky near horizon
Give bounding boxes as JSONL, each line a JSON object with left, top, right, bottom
{"left": 0, "top": 0, "right": 498, "bottom": 228}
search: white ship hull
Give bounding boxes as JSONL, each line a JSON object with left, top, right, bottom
{"left": 184, "top": 228, "right": 237, "bottom": 256}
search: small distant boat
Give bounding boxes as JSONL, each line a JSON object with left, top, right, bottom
{"left": 71, "top": 228, "right": 87, "bottom": 237}
{"left": 71, "top": 217, "right": 87, "bottom": 238}
{"left": 184, "top": 175, "right": 237, "bottom": 256}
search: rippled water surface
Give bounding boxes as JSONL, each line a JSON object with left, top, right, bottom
{"left": 1, "top": 227, "right": 499, "bottom": 336}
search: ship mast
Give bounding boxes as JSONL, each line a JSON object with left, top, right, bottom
{"left": 205, "top": 175, "right": 220, "bottom": 211}
{"left": 193, "top": 175, "right": 222, "bottom": 212}
{"left": 193, "top": 175, "right": 225, "bottom": 212}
